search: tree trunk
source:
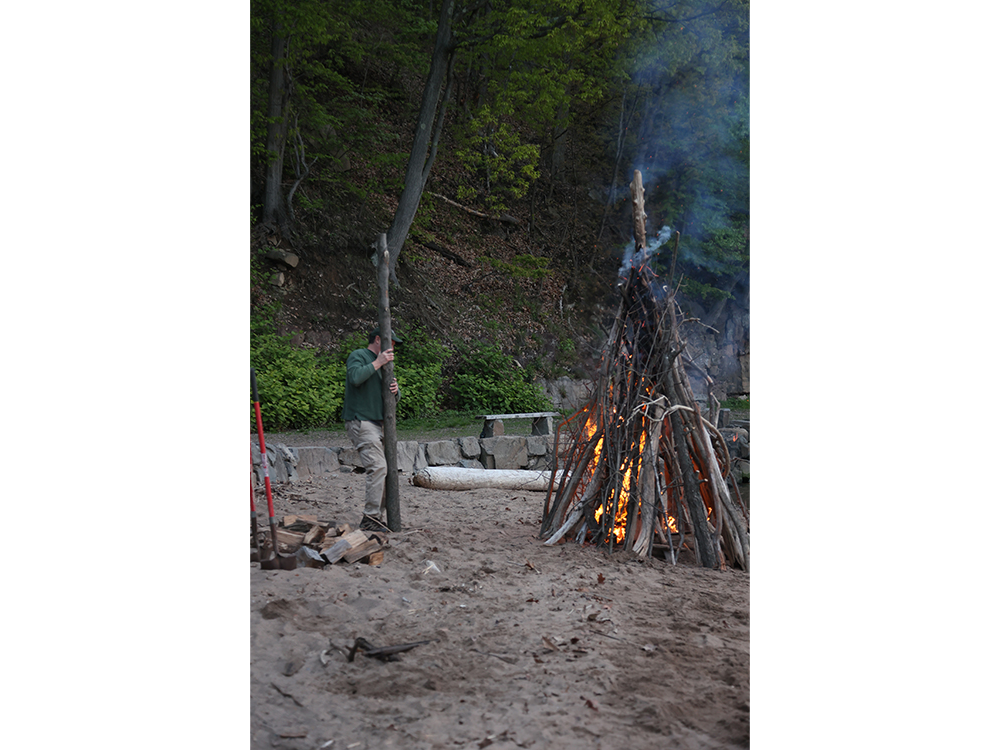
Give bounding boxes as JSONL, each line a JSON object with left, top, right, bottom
{"left": 262, "top": 22, "right": 289, "bottom": 230}
{"left": 376, "top": 234, "right": 401, "bottom": 531}
{"left": 384, "top": 0, "right": 456, "bottom": 284}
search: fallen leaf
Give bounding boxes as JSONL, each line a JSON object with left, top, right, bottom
{"left": 597, "top": 573, "right": 605, "bottom": 584}
{"left": 581, "top": 696, "right": 598, "bottom": 711}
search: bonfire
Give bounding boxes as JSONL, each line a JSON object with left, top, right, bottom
{"left": 539, "top": 171, "right": 749, "bottom": 570}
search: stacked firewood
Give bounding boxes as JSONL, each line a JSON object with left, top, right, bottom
{"left": 539, "top": 172, "right": 749, "bottom": 570}
{"left": 254, "top": 515, "right": 387, "bottom": 567}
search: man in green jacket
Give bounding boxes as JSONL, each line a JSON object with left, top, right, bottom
{"left": 344, "top": 327, "right": 401, "bottom": 531}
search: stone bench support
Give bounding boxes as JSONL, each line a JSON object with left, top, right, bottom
{"left": 477, "top": 411, "right": 561, "bottom": 438}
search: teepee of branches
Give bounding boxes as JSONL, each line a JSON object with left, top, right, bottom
{"left": 539, "top": 172, "right": 749, "bottom": 570}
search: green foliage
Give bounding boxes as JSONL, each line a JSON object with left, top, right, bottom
{"left": 485, "top": 254, "right": 550, "bottom": 280}
{"left": 251, "top": 258, "right": 344, "bottom": 431}
{"left": 250, "top": 319, "right": 454, "bottom": 430}
{"left": 455, "top": 107, "right": 540, "bottom": 213}
{"left": 250, "top": 0, "right": 435, "bottom": 221}
{"left": 720, "top": 395, "right": 748, "bottom": 410}
{"left": 463, "top": 0, "right": 642, "bottom": 131}
{"left": 555, "top": 337, "right": 577, "bottom": 369}
{"left": 251, "top": 328, "right": 345, "bottom": 432}
{"left": 394, "top": 325, "right": 447, "bottom": 419}
{"left": 447, "top": 341, "right": 553, "bottom": 414}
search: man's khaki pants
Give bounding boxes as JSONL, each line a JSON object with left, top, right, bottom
{"left": 346, "top": 420, "right": 386, "bottom": 518}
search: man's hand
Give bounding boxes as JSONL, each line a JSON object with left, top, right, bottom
{"left": 373, "top": 348, "right": 394, "bottom": 369}
{"left": 389, "top": 378, "right": 399, "bottom": 395}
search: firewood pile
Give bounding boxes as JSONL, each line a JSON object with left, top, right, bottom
{"left": 253, "top": 515, "right": 387, "bottom": 567}
{"left": 539, "top": 171, "right": 749, "bottom": 570}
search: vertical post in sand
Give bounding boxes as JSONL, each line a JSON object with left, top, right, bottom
{"left": 376, "top": 233, "right": 401, "bottom": 531}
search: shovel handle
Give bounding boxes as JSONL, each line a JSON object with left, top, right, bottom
{"left": 250, "top": 367, "right": 276, "bottom": 522}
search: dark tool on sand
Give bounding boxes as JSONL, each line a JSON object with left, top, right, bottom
{"left": 347, "top": 637, "right": 439, "bottom": 662}
{"left": 252, "top": 367, "right": 297, "bottom": 571}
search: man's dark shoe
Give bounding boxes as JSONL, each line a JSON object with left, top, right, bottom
{"left": 359, "top": 514, "right": 390, "bottom": 533}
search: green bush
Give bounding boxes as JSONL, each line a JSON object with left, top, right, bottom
{"left": 720, "top": 395, "right": 749, "bottom": 411}
{"left": 251, "top": 320, "right": 454, "bottom": 430}
{"left": 447, "top": 340, "right": 552, "bottom": 414}
{"left": 394, "top": 326, "right": 446, "bottom": 419}
{"left": 251, "top": 328, "right": 344, "bottom": 432}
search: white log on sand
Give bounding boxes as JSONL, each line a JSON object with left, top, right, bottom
{"left": 413, "top": 466, "right": 564, "bottom": 492}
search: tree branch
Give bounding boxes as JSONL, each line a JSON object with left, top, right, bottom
{"left": 426, "top": 192, "right": 520, "bottom": 224}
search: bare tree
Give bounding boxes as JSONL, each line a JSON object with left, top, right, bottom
{"left": 383, "top": 0, "right": 459, "bottom": 284}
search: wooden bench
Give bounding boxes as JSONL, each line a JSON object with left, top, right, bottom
{"left": 477, "top": 412, "right": 561, "bottom": 438}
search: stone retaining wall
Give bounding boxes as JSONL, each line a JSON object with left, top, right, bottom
{"left": 252, "top": 425, "right": 750, "bottom": 484}
{"left": 251, "top": 434, "right": 564, "bottom": 485}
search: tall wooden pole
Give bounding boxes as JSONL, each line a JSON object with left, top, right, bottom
{"left": 376, "top": 233, "right": 401, "bottom": 531}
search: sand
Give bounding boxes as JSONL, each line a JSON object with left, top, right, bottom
{"left": 250, "top": 466, "right": 749, "bottom": 749}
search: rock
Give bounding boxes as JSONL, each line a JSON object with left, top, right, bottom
{"left": 719, "top": 428, "right": 749, "bottom": 459}
{"left": 265, "top": 247, "right": 299, "bottom": 268}
{"left": 290, "top": 447, "right": 339, "bottom": 475}
{"left": 339, "top": 446, "right": 364, "bottom": 469}
{"left": 734, "top": 458, "right": 749, "bottom": 481}
{"left": 480, "top": 436, "right": 528, "bottom": 470}
{"left": 459, "top": 436, "right": 480, "bottom": 458}
{"left": 527, "top": 435, "right": 551, "bottom": 456}
{"left": 413, "top": 444, "right": 428, "bottom": 471}
{"left": 396, "top": 441, "right": 422, "bottom": 472}
{"left": 425, "top": 439, "right": 461, "bottom": 466}
{"left": 542, "top": 377, "right": 593, "bottom": 411}
{"left": 266, "top": 446, "right": 288, "bottom": 482}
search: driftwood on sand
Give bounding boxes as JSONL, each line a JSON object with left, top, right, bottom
{"left": 413, "top": 466, "right": 564, "bottom": 492}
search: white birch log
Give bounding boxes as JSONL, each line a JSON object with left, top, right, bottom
{"left": 413, "top": 466, "right": 565, "bottom": 492}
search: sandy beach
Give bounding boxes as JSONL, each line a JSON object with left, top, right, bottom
{"left": 251, "top": 459, "right": 749, "bottom": 749}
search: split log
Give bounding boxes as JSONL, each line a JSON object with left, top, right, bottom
{"left": 275, "top": 528, "right": 306, "bottom": 549}
{"left": 342, "top": 537, "right": 382, "bottom": 564}
{"left": 302, "top": 524, "right": 326, "bottom": 546}
{"left": 320, "top": 529, "right": 369, "bottom": 563}
{"left": 414, "top": 466, "right": 564, "bottom": 492}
